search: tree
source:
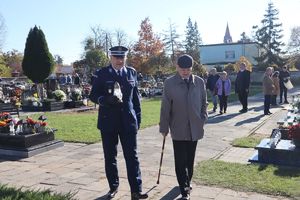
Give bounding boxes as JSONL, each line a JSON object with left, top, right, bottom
{"left": 85, "top": 49, "right": 109, "bottom": 72}
{"left": 0, "top": 14, "right": 6, "bottom": 50}
{"left": 132, "top": 17, "right": 164, "bottom": 73}
{"left": 252, "top": 2, "right": 286, "bottom": 70}
{"left": 2, "top": 50, "right": 23, "bottom": 75}
{"left": 238, "top": 32, "right": 251, "bottom": 43}
{"left": 162, "top": 20, "right": 182, "bottom": 62}
{"left": 0, "top": 54, "right": 11, "bottom": 77}
{"left": 114, "top": 29, "right": 128, "bottom": 46}
{"left": 288, "top": 26, "right": 300, "bottom": 55}
{"left": 22, "top": 26, "right": 54, "bottom": 99}
{"left": 184, "top": 17, "right": 202, "bottom": 64}
{"left": 54, "top": 54, "right": 63, "bottom": 65}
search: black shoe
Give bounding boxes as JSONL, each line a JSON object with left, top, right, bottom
{"left": 239, "top": 109, "right": 247, "bottom": 113}
{"left": 284, "top": 101, "right": 289, "bottom": 104}
{"left": 212, "top": 108, "right": 216, "bottom": 112}
{"left": 219, "top": 111, "right": 223, "bottom": 114}
{"left": 131, "top": 192, "right": 148, "bottom": 200}
{"left": 107, "top": 188, "right": 118, "bottom": 199}
{"left": 181, "top": 194, "right": 190, "bottom": 200}
{"left": 268, "top": 112, "right": 272, "bottom": 115}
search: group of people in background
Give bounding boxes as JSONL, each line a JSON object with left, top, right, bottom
{"left": 58, "top": 73, "right": 81, "bottom": 85}
{"left": 206, "top": 62, "right": 291, "bottom": 116}
{"left": 206, "top": 62, "right": 249, "bottom": 115}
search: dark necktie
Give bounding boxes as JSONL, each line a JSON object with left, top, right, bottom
{"left": 184, "top": 79, "right": 189, "bottom": 89}
{"left": 117, "top": 70, "right": 121, "bottom": 77}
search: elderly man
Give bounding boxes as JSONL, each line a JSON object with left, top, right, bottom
{"left": 159, "top": 54, "right": 208, "bottom": 200}
{"left": 89, "top": 46, "right": 148, "bottom": 200}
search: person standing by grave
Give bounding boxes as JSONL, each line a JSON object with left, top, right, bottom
{"left": 263, "top": 67, "right": 275, "bottom": 115}
{"left": 206, "top": 68, "right": 219, "bottom": 112}
{"left": 89, "top": 46, "right": 148, "bottom": 200}
{"left": 271, "top": 71, "right": 280, "bottom": 106}
{"left": 215, "top": 71, "right": 231, "bottom": 114}
{"left": 279, "top": 66, "right": 290, "bottom": 104}
{"left": 159, "top": 54, "right": 208, "bottom": 200}
{"left": 235, "top": 62, "right": 251, "bottom": 113}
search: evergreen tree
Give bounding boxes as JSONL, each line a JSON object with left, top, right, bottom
{"left": 162, "top": 20, "right": 182, "bottom": 63}
{"left": 184, "top": 17, "right": 202, "bottom": 64}
{"left": 252, "top": 2, "right": 286, "bottom": 70}
{"left": 22, "top": 25, "right": 54, "bottom": 83}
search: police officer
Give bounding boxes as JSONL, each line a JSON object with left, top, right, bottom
{"left": 89, "top": 46, "right": 148, "bottom": 200}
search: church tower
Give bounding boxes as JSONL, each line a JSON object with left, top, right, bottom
{"left": 223, "top": 23, "right": 232, "bottom": 43}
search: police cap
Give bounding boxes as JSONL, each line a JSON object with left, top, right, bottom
{"left": 109, "top": 46, "right": 128, "bottom": 58}
{"left": 177, "top": 54, "right": 193, "bottom": 68}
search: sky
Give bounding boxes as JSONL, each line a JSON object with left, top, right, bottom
{"left": 1, "top": 0, "right": 300, "bottom": 65}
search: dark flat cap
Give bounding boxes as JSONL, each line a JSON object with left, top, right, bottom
{"left": 109, "top": 46, "right": 128, "bottom": 57}
{"left": 177, "top": 54, "right": 193, "bottom": 68}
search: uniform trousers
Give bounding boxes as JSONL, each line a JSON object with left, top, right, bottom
{"left": 101, "top": 130, "right": 142, "bottom": 193}
{"left": 172, "top": 140, "right": 198, "bottom": 195}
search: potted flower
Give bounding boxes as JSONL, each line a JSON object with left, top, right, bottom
{"left": 288, "top": 123, "right": 300, "bottom": 147}
{"left": 43, "top": 90, "right": 66, "bottom": 111}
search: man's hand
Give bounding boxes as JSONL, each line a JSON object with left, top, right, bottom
{"left": 160, "top": 132, "right": 168, "bottom": 137}
{"left": 104, "top": 96, "right": 121, "bottom": 106}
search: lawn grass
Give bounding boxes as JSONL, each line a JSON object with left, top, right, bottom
{"left": 29, "top": 98, "right": 162, "bottom": 143}
{"left": 232, "top": 135, "right": 266, "bottom": 148}
{"left": 194, "top": 160, "right": 300, "bottom": 198}
{"left": 0, "top": 184, "right": 75, "bottom": 200}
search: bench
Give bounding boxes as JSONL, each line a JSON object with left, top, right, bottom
{"left": 0, "top": 103, "right": 20, "bottom": 117}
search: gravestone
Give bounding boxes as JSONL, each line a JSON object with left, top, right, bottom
{"left": 249, "top": 139, "right": 300, "bottom": 167}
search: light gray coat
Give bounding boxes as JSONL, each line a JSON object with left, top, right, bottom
{"left": 159, "top": 73, "right": 208, "bottom": 141}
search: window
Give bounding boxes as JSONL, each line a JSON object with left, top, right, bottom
{"left": 225, "top": 51, "right": 235, "bottom": 59}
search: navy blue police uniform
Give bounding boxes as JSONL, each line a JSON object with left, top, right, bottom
{"left": 89, "top": 49, "right": 145, "bottom": 198}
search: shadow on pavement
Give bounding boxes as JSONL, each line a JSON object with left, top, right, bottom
{"left": 160, "top": 186, "right": 181, "bottom": 200}
{"left": 235, "top": 114, "right": 265, "bottom": 126}
{"left": 248, "top": 105, "right": 264, "bottom": 112}
{"left": 207, "top": 112, "right": 241, "bottom": 124}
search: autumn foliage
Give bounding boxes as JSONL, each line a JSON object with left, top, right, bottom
{"left": 131, "top": 17, "right": 164, "bottom": 73}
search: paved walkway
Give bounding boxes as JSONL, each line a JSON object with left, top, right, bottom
{"left": 0, "top": 89, "right": 299, "bottom": 200}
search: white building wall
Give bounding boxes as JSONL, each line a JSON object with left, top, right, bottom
{"left": 200, "top": 43, "right": 259, "bottom": 66}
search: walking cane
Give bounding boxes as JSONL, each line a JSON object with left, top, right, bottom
{"left": 156, "top": 135, "right": 166, "bottom": 184}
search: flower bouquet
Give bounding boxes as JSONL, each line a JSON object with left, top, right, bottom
{"left": 0, "top": 112, "right": 51, "bottom": 135}
{"left": 288, "top": 123, "right": 300, "bottom": 147}
{"left": 52, "top": 90, "right": 67, "bottom": 101}
{"left": 70, "top": 88, "right": 82, "bottom": 101}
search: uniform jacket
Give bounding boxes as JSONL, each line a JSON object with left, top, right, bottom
{"left": 235, "top": 70, "right": 250, "bottom": 93}
{"left": 215, "top": 78, "right": 231, "bottom": 96}
{"left": 89, "top": 65, "right": 141, "bottom": 133}
{"left": 159, "top": 73, "right": 208, "bottom": 141}
{"left": 263, "top": 75, "right": 275, "bottom": 95}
